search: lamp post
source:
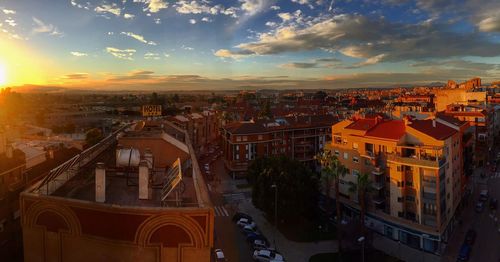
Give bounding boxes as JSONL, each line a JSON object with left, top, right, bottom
{"left": 358, "top": 236, "right": 365, "bottom": 262}
{"left": 272, "top": 183, "right": 278, "bottom": 249}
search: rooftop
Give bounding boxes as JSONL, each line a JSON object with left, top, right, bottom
{"left": 408, "top": 119, "right": 457, "bottom": 140}
{"left": 224, "top": 114, "right": 337, "bottom": 135}
{"left": 365, "top": 120, "right": 405, "bottom": 140}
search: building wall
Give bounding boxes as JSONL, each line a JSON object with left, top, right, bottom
{"left": 21, "top": 194, "right": 214, "bottom": 262}
{"left": 434, "top": 89, "right": 486, "bottom": 111}
{"left": 119, "top": 137, "right": 190, "bottom": 168}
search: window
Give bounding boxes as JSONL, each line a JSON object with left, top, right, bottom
{"left": 352, "top": 142, "right": 358, "bottom": 150}
{"left": 233, "top": 145, "right": 239, "bottom": 160}
{"left": 398, "top": 212, "right": 404, "bottom": 218}
{"left": 406, "top": 181, "right": 413, "bottom": 187}
{"left": 353, "top": 156, "right": 359, "bottom": 163}
{"left": 334, "top": 150, "right": 340, "bottom": 156}
{"left": 258, "top": 135, "right": 263, "bottom": 140}
{"left": 397, "top": 181, "right": 404, "bottom": 187}
{"left": 405, "top": 196, "right": 415, "bottom": 202}
{"left": 397, "top": 197, "right": 403, "bottom": 202}
{"left": 397, "top": 166, "right": 401, "bottom": 172}
{"left": 352, "top": 169, "right": 360, "bottom": 176}
{"left": 364, "top": 158, "right": 371, "bottom": 166}
{"left": 236, "top": 136, "right": 241, "bottom": 142}
{"left": 343, "top": 152, "right": 349, "bottom": 159}
{"left": 343, "top": 138, "right": 348, "bottom": 144}
{"left": 243, "top": 136, "right": 248, "bottom": 141}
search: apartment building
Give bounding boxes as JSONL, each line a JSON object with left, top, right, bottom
{"left": 168, "top": 110, "right": 218, "bottom": 153}
{"left": 221, "top": 115, "right": 337, "bottom": 177}
{"left": 328, "top": 115, "right": 462, "bottom": 254}
{"left": 441, "top": 104, "right": 493, "bottom": 167}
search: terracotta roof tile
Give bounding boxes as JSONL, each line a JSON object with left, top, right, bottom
{"left": 409, "top": 119, "right": 457, "bottom": 140}
{"left": 365, "top": 120, "right": 405, "bottom": 140}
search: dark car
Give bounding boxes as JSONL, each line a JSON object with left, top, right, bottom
{"left": 232, "top": 212, "right": 252, "bottom": 223}
{"left": 475, "top": 202, "right": 485, "bottom": 213}
{"left": 457, "top": 243, "right": 471, "bottom": 261}
{"left": 464, "top": 229, "right": 476, "bottom": 245}
{"left": 490, "top": 198, "right": 498, "bottom": 210}
{"left": 246, "top": 232, "right": 267, "bottom": 244}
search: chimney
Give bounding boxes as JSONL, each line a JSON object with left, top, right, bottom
{"left": 144, "top": 148, "right": 153, "bottom": 169}
{"left": 138, "top": 160, "right": 150, "bottom": 200}
{"left": 95, "top": 162, "right": 106, "bottom": 203}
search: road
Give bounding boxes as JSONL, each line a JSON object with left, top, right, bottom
{"left": 442, "top": 140, "right": 500, "bottom": 262}
{"left": 198, "top": 148, "right": 254, "bottom": 262}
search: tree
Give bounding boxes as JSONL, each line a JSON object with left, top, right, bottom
{"left": 348, "top": 173, "right": 372, "bottom": 238}
{"left": 313, "top": 90, "right": 328, "bottom": 100}
{"left": 248, "top": 156, "right": 319, "bottom": 222}
{"left": 85, "top": 128, "right": 103, "bottom": 147}
{"left": 259, "top": 100, "right": 272, "bottom": 119}
{"left": 316, "top": 149, "right": 348, "bottom": 255}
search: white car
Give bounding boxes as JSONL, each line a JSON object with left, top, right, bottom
{"left": 213, "top": 249, "right": 226, "bottom": 261}
{"left": 243, "top": 225, "right": 258, "bottom": 234}
{"left": 236, "top": 218, "right": 255, "bottom": 228}
{"left": 253, "top": 239, "right": 269, "bottom": 251}
{"left": 253, "top": 249, "right": 284, "bottom": 262}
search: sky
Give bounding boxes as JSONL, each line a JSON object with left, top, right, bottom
{"left": 0, "top": 0, "right": 499, "bottom": 90}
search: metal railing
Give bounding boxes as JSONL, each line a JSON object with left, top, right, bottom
{"left": 33, "top": 123, "right": 133, "bottom": 195}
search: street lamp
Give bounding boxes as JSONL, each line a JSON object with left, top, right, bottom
{"left": 357, "top": 236, "right": 365, "bottom": 262}
{"left": 271, "top": 183, "right": 278, "bottom": 250}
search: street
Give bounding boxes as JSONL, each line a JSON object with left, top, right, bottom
{"left": 442, "top": 143, "right": 500, "bottom": 262}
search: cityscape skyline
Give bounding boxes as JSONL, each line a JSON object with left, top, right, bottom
{"left": 0, "top": 0, "right": 499, "bottom": 90}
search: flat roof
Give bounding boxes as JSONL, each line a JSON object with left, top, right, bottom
{"left": 51, "top": 144, "right": 198, "bottom": 208}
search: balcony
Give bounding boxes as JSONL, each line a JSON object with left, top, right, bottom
{"left": 372, "top": 196, "right": 385, "bottom": 205}
{"left": 372, "top": 181, "right": 385, "bottom": 190}
{"left": 372, "top": 167, "right": 384, "bottom": 175}
{"left": 387, "top": 152, "right": 446, "bottom": 168}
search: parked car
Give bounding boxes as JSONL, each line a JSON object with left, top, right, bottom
{"left": 246, "top": 232, "right": 267, "bottom": 243}
{"left": 457, "top": 243, "right": 471, "bottom": 261}
{"left": 237, "top": 218, "right": 256, "bottom": 228}
{"left": 479, "top": 190, "right": 489, "bottom": 202}
{"left": 253, "top": 239, "right": 269, "bottom": 251}
{"left": 243, "top": 225, "right": 258, "bottom": 234}
{"left": 213, "top": 249, "right": 226, "bottom": 261}
{"left": 232, "top": 212, "right": 252, "bottom": 222}
{"left": 253, "top": 249, "right": 284, "bottom": 262}
{"left": 490, "top": 198, "right": 498, "bottom": 210}
{"left": 464, "top": 229, "right": 476, "bottom": 245}
{"left": 475, "top": 201, "right": 485, "bottom": 213}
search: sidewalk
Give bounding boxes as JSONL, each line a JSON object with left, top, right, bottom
{"left": 237, "top": 200, "right": 337, "bottom": 262}
{"left": 372, "top": 234, "right": 440, "bottom": 262}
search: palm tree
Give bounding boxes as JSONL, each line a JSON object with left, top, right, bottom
{"left": 348, "top": 173, "right": 372, "bottom": 237}
{"left": 316, "top": 149, "right": 348, "bottom": 255}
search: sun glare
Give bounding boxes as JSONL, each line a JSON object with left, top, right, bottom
{"left": 0, "top": 63, "right": 6, "bottom": 86}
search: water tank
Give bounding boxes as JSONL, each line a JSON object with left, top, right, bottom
{"left": 116, "top": 148, "right": 141, "bottom": 167}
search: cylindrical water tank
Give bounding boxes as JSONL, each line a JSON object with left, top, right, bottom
{"left": 116, "top": 148, "right": 141, "bottom": 167}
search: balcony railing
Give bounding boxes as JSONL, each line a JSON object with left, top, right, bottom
{"left": 372, "top": 167, "right": 384, "bottom": 175}
{"left": 387, "top": 153, "right": 446, "bottom": 168}
{"left": 372, "top": 181, "right": 385, "bottom": 190}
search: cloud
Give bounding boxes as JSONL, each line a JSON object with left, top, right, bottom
{"left": 120, "top": 32, "right": 157, "bottom": 45}
{"left": 32, "top": 17, "right": 63, "bottom": 36}
{"left": 133, "top": 0, "right": 168, "bottom": 13}
{"left": 63, "top": 73, "right": 89, "bottom": 80}
{"left": 70, "top": 51, "right": 88, "bottom": 57}
{"left": 280, "top": 62, "right": 319, "bottom": 69}
{"left": 291, "top": 0, "right": 314, "bottom": 9}
{"left": 189, "top": 18, "right": 196, "bottom": 24}
{"left": 411, "top": 59, "right": 499, "bottom": 71}
{"left": 239, "top": 0, "right": 274, "bottom": 16}
{"left": 214, "top": 49, "right": 254, "bottom": 59}
{"left": 144, "top": 52, "right": 161, "bottom": 60}
{"left": 70, "top": 0, "right": 91, "bottom": 10}
{"left": 357, "top": 54, "right": 387, "bottom": 66}
{"left": 265, "top": 21, "right": 277, "bottom": 27}
{"left": 154, "top": 18, "right": 161, "bottom": 24}
{"left": 216, "top": 13, "right": 500, "bottom": 61}
{"left": 279, "top": 57, "right": 341, "bottom": 69}
{"left": 123, "top": 13, "right": 135, "bottom": 19}
{"left": 106, "top": 47, "right": 136, "bottom": 60}
{"left": 2, "top": 9, "right": 16, "bottom": 15}
{"left": 478, "top": 16, "right": 500, "bottom": 32}
{"left": 5, "top": 19, "right": 16, "bottom": 27}
{"left": 201, "top": 17, "right": 212, "bottom": 22}
{"left": 270, "top": 5, "right": 280, "bottom": 10}
{"left": 94, "top": 3, "right": 121, "bottom": 16}
{"left": 181, "top": 45, "right": 194, "bottom": 51}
